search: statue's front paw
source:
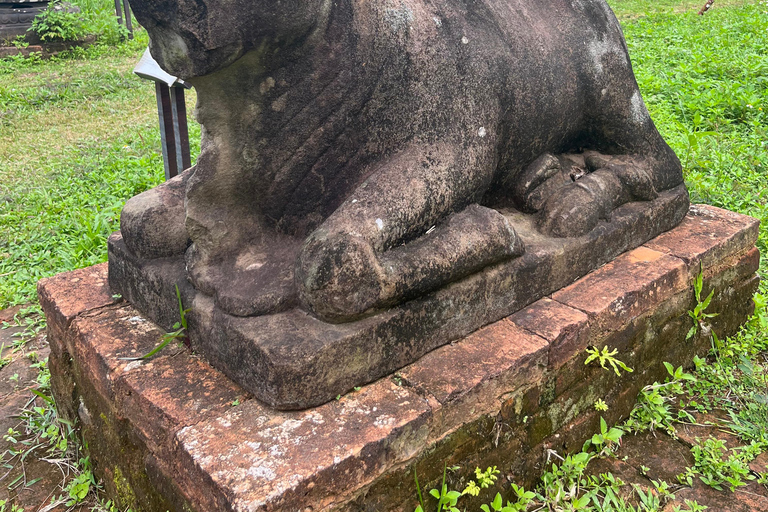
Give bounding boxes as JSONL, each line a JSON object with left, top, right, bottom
{"left": 296, "top": 232, "right": 385, "bottom": 323}
{"left": 120, "top": 170, "right": 191, "bottom": 259}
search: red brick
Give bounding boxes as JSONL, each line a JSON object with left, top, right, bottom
{"left": 37, "top": 263, "right": 118, "bottom": 356}
{"left": 645, "top": 204, "right": 760, "bottom": 275}
{"left": 68, "top": 304, "right": 167, "bottom": 402}
{"left": 175, "top": 378, "right": 432, "bottom": 512}
{"left": 551, "top": 247, "right": 687, "bottom": 333}
{"left": 509, "top": 298, "right": 590, "bottom": 370}
{"left": 115, "top": 352, "right": 245, "bottom": 460}
{"left": 398, "top": 319, "right": 548, "bottom": 434}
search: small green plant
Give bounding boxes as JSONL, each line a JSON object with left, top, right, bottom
{"left": 1, "top": 305, "right": 46, "bottom": 352}
{"left": 414, "top": 465, "right": 535, "bottom": 512}
{"left": 687, "top": 437, "right": 755, "bottom": 491}
{"left": 687, "top": 264, "right": 718, "bottom": 340}
{"left": 30, "top": 1, "right": 86, "bottom": 42}
{"left": 624, "top": 362, "right": 696, "bottom": 436}
{"left": 414, "top": 465, "right": 461, "bottom": 512}
{"left": 0, "top": 358, "right": 106, "bottom": 509}
{"left": 585, "top": 346, "right": 634, "bottom": 376}
{"left": 63, "top": 459, "right": 96, "bottom": 507}
{"left": 594, "top": 398, "right": 609, "bottom": 412}
{"left": 0, "top": 343, "right": 10, "bottom": 370}
{"left": 11, "top": 36, "right": 29, "bottom": 49}
{"left": 583, "top": 417, "right": 624, "bottom": 457}
{"left": 120, "top": 284, "right": 189, "bottom": 361}
{"left": 0, "top": 500, "right": 25, "bottom": 512}
{"left": 461, "top": 466, "right": 499, "bottom": 497}
{"left": 671, "top": 500, "right": 708, "bottom": 512}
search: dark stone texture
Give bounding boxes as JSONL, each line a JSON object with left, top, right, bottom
{"left": 112, "top": 187, "right": 688, "bottom": 409}
{"left": 110, "top": 0, "right": 693, "bottom": 407}
{"left": 108, "top": 233, "right": 194, "bottom": 331}
{"left": 120, "top": 170, "right": 191, "bottom": 260}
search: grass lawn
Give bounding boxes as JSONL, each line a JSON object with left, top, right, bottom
{"left": 0, "top": 30, "right": 200, "bottom": 308}
{"left": 0, "top": 1, "right": 766, "bottom": 511}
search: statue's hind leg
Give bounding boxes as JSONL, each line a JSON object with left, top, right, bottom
{"left": 525, "top": 51, "right": 688, "bottom": 237}
{"left": 295, "top": 142, "right": 524, "bottom": 323}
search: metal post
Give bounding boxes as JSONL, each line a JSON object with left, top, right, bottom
{"left": 156, "top": 82, "right": 178, "bottom": 180}
{"left": 170, "top": 86, "right": 192, "bottom": 170}
{"left": 122, "top": 0, "right": 134, "bottom": 39}
{"left": 114, "top": 0, "right": 123, "bottom": 25}
{"left": 139, "top": 49, "right": 192, "bottom": 182}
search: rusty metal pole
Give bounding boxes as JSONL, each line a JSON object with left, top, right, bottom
{"left": 137, "top": 49, "right": 192, "bottom": 181}
{"left": 122, "top": 0, "right": 134, "bottom": 39}
{"left": 156, "top": 82, "right": 179, "bottom": 180}
{"left": 114, "top": 0, "right": 123, "bottom": 25}
{"left": 170, "top": 86, "right": 192, "bottom": 171}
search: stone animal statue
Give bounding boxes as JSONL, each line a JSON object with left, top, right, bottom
{"left": 121, "top": 0, "right": 687, "bottom": 325}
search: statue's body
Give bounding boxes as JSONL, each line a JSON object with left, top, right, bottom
{"left": 113, "top": 0, "right": 688, "bottom": 408}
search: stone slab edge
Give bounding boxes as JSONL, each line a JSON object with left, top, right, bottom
{"left": 110, "top": 187, "right": 689, "bottom": 409}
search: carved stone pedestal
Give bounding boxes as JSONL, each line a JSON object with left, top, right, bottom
{"left": 39, "top": 205, "right": 759, "bottom": 512}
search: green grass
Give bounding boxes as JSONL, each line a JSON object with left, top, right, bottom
{"left": 619, "top": 1, "right": 768, "bottom": 263}
{"left": 0, "top": 22, "right": 200, "bottom": 307}
{"left": 609, "top": 0, "right": 755, "bottom": 18}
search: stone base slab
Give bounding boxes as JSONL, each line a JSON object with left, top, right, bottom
{"left": 39, "top": 204, "right": 759, "bottom": 512}
{"left": 108, "top": 187, "right": 688, "bottom": 409}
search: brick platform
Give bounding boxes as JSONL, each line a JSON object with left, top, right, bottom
{"left": 39, "top": 205, "right": 760, "bottom": 512}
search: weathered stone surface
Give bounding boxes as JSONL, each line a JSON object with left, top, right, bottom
{"left": 37, "top": 263, "right": 118, "bottom": 355}
{"left": 108, "top": 233, "right": 194, "bottom": 331}
{"left": 509, "top": 298, "right": 590, "bottom": 371}
{"left": 67, "top": 304, "right": 166, "bottom": 403}
{"left": 40, "top": 205, "right": 760, "bottom": 511}
{"left": 646, "top": 203, "right": 760, "bottom": 274}
{"left": 551, "top": 246, "right": 687, "bottom": 334}
{"left": 113, "top": 188, "right": 689, "bottom": 409}
{"left": 399, "top": 319, "right": 548, "bottom": 434}
{"left": 120, "top": 170, "right": 191, "bottom": 260}
{"left": 115, "top": 352, "right": 246, "bottom": 460}
{"left": 176, "top": 379, "right": 432, "bottom": 512}
{"left": 111, "top": 0, "right": 693, "bottom": 408}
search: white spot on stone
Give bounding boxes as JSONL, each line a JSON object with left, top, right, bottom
{"left": 587, "top": 36, "right": 627, "bottom": 75}
{"left": 477, "top": 126, "right": 486, "bottom": 138}
{"left": 433, "top": 16, "right": 442, "bottom": 27}
{"left": 384, "top": 2, "right": 414, "bottom": 34}
{"left": 630, "top": 91, "right": 648, "bottom": 124}
{"left": 247, "top": 465, "right": 276, "bottom": 481}
{"left": 376, "top": 218, "right": 384, "bottom": 230}
{"left": 127, "top": 316, "right": 144, "bottom": 324}
{"left": 271, "top": 94, "right": 288, "bottom": 112}
{"left": 259, "top": 77, "right": 276, "bottom": 95}
{"left": 461, "top": 36, "right": 469, "bottom": 45}
{"left": 601, "top": 88, "right": 608, "bottom": 97}
{"left": 351, "top": 199, "right": 358, "bottom": 203}
{"left": 123, "top": 360, "right": 143, "bottom": 372}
